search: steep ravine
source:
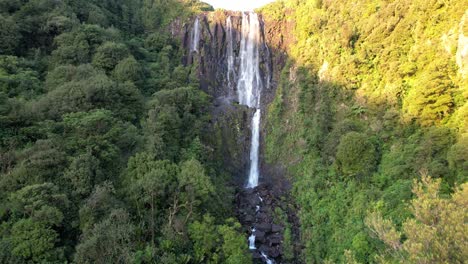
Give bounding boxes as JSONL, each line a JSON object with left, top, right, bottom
{"left": 172, "top": 10, "right": 301, "bottom": 263}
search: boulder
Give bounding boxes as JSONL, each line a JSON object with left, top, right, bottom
{"left": 254, "top": 230, "right": 266, "bottom": 242}
{"left": 243, "top": 215, "right": 254, "bottom": 223}
{"left": 271, "top": 224, "right": 283, "bottom": 233}
{"left": 252, "top": 251, "right": 262, "bottom": 259}
{"left": 268, "top": 247, "right": 281, "bottom": 258}
{"left": 254, "top": 223, "right": 271, "bottom": 232}
{"left": 258, "top": 245, "right": 270, "bottom": 253}
{"left": 267, "top": 234, "right": 282, "bottom": 246}
{"left": 257, "top": 212, "right": 268, "bottom": 222}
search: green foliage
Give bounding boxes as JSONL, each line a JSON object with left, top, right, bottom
{"left": 336, "top": 132, "right": 377, "bottom": 177}
{"left": 366, "top": 175, "right": 468, "bottom": 263}
{"left": 447, "top": 134, "right": 468, "bottom": 183}
{"left": 9, "top": 183, "right": 69, "bottom": 226}
{"left": 52, "top": 25, "right": 116, "bottom": 65}
{"left": 0, "top": 56, "right": 42, "bottom": 98}
{"left": 74, "top": 209, "right": 136, "bottom": 264}
{"left": 145, "top": 86, "right": 210, "bottom": 161}
{"left": 10, "top": 218, "right": 63, "bottom": 262}
{"left": 188, "top": 214, "right": 219, "bottom": 262}
{"left": 0, "top": 1, "right": 234, "bottom": 263}
{"left": 0, "top": 15, "right": 20, "bottom": 55}
{"left": 36, "top": 65, "right": 143, "bottom": 121}
{"left": 78, "top": 183, "right": 123, "bottom": 231}
{"left": 112, "top": 56, "right": 142, "bottom": 82}
{"left": 92, "top": 41, "right": 130, "bottom": 72}
{"left": 217, "top": 219, "right": 252, "bottom": 264}
{"left": 261, "top": 0, "right": 466, "bottom": 262}
{"left": 403, "top": 59, "right": 456, "bottom": 126}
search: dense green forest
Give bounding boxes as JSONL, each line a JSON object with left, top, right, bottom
{"left": 0, "top": 0, "right": 253, "bottom": 263}
{"left": 0, "top": 0, "right": 467, "bottom": 263}
{"left": 260, "top": 0, "right": 467, "bottom": 263}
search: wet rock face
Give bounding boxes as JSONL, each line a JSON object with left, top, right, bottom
{"left": 173, "top": 10, "right": 301, "bottom": 263}
{"left": 203, "top": 101, "right": 254, "bottom": 183}
{"left": 178, "top": 11, "right": 274, "bottom": 104}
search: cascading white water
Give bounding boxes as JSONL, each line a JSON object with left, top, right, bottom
{"left": 236, "top": 12, "right": 262, "bottom": 189}
{"left": 226, "top": 16, "right": 235, "bottom": 90}
{"left": 261, "top": 252, "right": 274, "bottom": 264}
{"left": 191, "top": 17, "right": 200, "bottom": 52}
{"left": 225, "top": 12, "right": 272, "bottom": 262}
{"left": 237, "top": 12, "right": 262, "bottom": 108}
{"left": 248, "top": 109, "right": 261, "bottom": 187}
{"left": 249, "top": 228, "right": 256, "bottom": 250}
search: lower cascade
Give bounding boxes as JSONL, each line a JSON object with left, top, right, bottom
{"left": 249, "top": 228, "right": 257, "bottom": 250}
{"left": 247, "top": 109, "right": 261, "bottom": 188}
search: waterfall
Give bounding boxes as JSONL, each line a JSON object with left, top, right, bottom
{"left": 249, "top": 228, "right": 256, "bottom": 249}
{"left": 237, "top": 12, "right": 262, "bottom": 108}
{"left": 226, "top": 16, "right": 235, "bottom": 90}
{"left": 261, "top": 252, "right": 274, "bottom": 264}
{"left": 247, "top": 109, "right": 261, "bottom": 188}
{"left": 237, "top": 12, "right": 263, "bottom": 189}
{"left": 191, "top": 17, "right": 200, "bottom": 52}
{"left": 235, "top": 13, "right": 269, "bottom": 261}
{"left": 221, "top": 12, "right": 271, "bottom": 262}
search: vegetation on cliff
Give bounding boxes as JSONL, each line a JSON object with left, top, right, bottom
{"left": 260, "top": 0, "right": 467, "bottom": 263}
{"left": 1, "top": 0, "right": 466, "bottom": 263}
{"left": 0, "top": 0, "right": 251, "bottom": 263}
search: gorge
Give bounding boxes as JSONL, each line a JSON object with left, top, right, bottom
{"left": 187, "top": 11, "right": 285, "bottom": 263}
{"left": 0, "top": 0, "right": 466, "bottom": 263}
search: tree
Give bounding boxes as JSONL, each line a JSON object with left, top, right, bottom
{"left": 52, "top": 25, "right": 115, "bottom": 65}
{"left": 447, "top": 134, "right": 468, "bottom": 184}
{"left": 178, "top": 159, "right": 213, "bottom": 202}
{"left": 112, "top": 56, "right": 142, "bottom": 82}
{"left": 74, "top": 209, "right": 136, "bottom": 264}
{"left": 60, "top": 110, "right": 140, "bottom": 183}
{"left": 126, "top": 155, "right": 178, "bottom": 244}
{"left": 64, "top": 152, "right": 103, "bottom": 197}
{"left": 15, "top": 139, "right": 68, "bottom": 185}
{"left": 366, "top": 174, "right": 468, "bottom": 263}
{"left": 36, "top": 67, "right": 143, "bottom": 121}
{"left": 403, "top": 60, "right": 455, "bottom": 126}
{"left": 9, "top": 183, "right": 69, "bottom": 226}
{"left": 92, "top": 41, "right": 129, "bottom": 72}
{"left": 10, "top": 219, "right": 63, "bottom": 262}
{"left": 78, "top": 183, "right": 123, "bottom": 231}
{"left": 176, "top": 159, "right": 214, "bottom": 221}
{"left": 0, "top": 15, "right": 20, "bottom": 55}
{"left": 218, "top": 219, "right": 252, "bottom": 264}
{"left": 336, "top": 132, "right": 377, "bottom": 177}
{"left": 188, "top": 214, "right": 219, "bottom": 263}
{"left": 145, "top": 87, "right": 209, "bottom": 161}
{"left": 0, "top": 56, "right": 42, "bottom": 98}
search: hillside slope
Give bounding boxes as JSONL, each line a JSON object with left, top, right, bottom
{"left": 259, "top": 0, "right": 467, "bottom": 263}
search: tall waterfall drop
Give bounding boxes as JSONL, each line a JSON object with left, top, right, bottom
{"left": 226, "top": 16, "right": 235, "bottom": 90}
{"left": 237, "top": 12, "right": 263, "bottom": 189}
{"left": 191, "top": 17, "right": 200, "bottom": 52}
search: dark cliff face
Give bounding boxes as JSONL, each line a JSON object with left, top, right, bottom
{"left": 170, "top": 11, "right": 286, "bottom": 184}
{"left": 179, "top": 11, "right": 274, "bottom": 104}
{"left": 172, "top": 11, "right": 301, "bottom": 263}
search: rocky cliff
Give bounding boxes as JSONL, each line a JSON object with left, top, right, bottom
{"left": 171, "top": 10, "right": 283, "bottom": 183}
{"left": 170, "top": 10, "right": 300, "bottom": 263}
